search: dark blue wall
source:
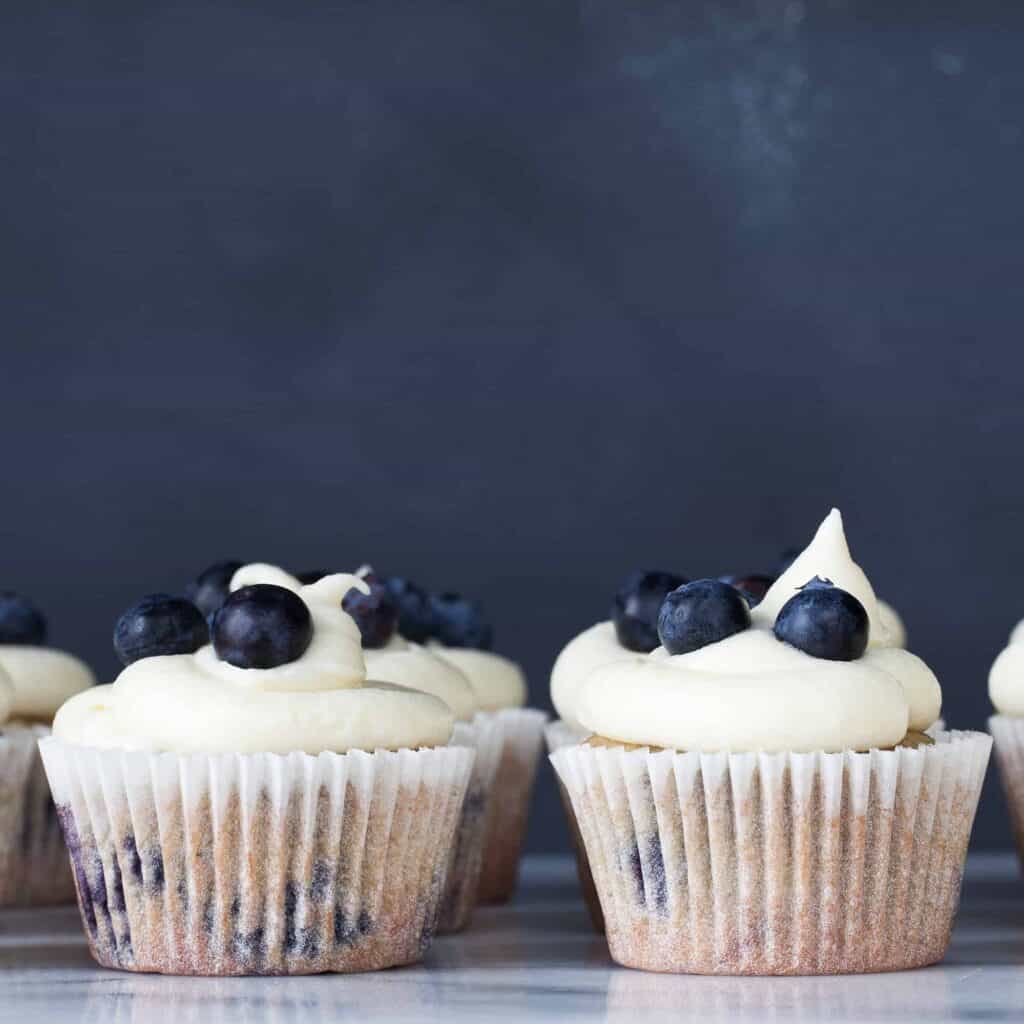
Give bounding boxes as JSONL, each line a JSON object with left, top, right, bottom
{"left": 3, "top": 2, "right": 1024, "bottom": 850}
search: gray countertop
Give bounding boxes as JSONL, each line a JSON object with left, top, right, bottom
{"left": 1, "top": 854, "right": 1022, "bottom": 1023}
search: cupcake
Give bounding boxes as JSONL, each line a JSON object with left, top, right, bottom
{"left": 41, "top": 573, "right": 473, "bottom": 976}
{"left": 414, "top": 590, "right": 544, "bottom": 904}
{"left": 551, "top": 509, "right": 990, "bottom": 975}
{"left": 988, "top": 619, "right": 1024, "bottom": 867}
{"left": 0, "top": 592, "right": 95, "bottom": 906}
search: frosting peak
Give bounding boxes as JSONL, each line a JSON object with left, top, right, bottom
{"left": 752, "top": 509, "right": 889, "bottom": 647}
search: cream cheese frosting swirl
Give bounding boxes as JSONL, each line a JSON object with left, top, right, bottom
{"left": 0, "top": 662, "right": 15, "bottom": 725}
{"left": 53, "top": 569, "right": 454, "bottom": 754}
{"left": 0, "top": 646, "right": 95, "bottom": 723}
{"left": 574, "top": 510, "right": 941, "bottom": 753}
{"left": 428, "top": 644, "right": 527, "bottom": 712}
{"left": 989, "top": 619, "right": 1024, "bottom": 717}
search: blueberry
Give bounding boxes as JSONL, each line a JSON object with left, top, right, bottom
{"left": 718, "top": 573, "right": 775, "bottom": 608}
{"left": 186, "top": 561, "right": 244, "bottom": 619}
{"left": 113, "top": 594, "right": 208, "bottom": 665}
{"left": 657, "top": 579, "right": 751, "bottom": 655}
{"left": 612, "top": 571, "right": 688, "bottom": 653}
{"left": 0, "top": 593, "right": 47, "bottom": 646}
{"left": 773, "top": 577, "right": 868, "bottom": 661}
{"left": 211, "top": 584, "right": 313, "bottom": 669}
{"left": 342, "top": 572, "right": 398, "bottom": 649}
{"left": 429, "top": 593, "right": 493, "bottom": 649}
{"left": 383, "top": 577, "right": 437, "bottom": 643}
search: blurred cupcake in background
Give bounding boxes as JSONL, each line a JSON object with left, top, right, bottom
{"left": 552, "top": 510, "right": 989, "bottom": 975}
{"left": 42, "top": 572, "right": 472, "bottom": 976}
{"left": 988, "top": 620, "right": 1024, "bottom": 868}
{"left": 411, "top": 587, "right": 545, "bottom": 905}
{"left": 0, "top": 592, "right": 95, "bottom": 906}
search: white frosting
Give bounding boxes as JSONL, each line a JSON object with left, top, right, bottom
{"left": 0, "top": 646, "right": 95, "bottom": 722}
{"left": 0, "top": 662, "right": 15, "bottom": 725}
{"left": 550, "top": 621, "right": 632, "bottom": 732}
{"left": 364, "top": 635, "right": 478, "bottom": 721}
{"left": 428, "top": 644, "right": 527, "bottom": 711}
{"left": 574, "top": 509, "right": 941, "bottom": 753}
{"left": 990, "top": 619, "right": 1024, "bottom": 717}
{"left": 877, "top": 600, "right": 907, "bottom": 649}
{"left": 53, "top": 571, "right": 454, "bottom": 754}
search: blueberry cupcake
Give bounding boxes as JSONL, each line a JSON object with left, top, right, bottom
{"left": 0, "top": 592, "right": 95, "bottom": 906}
{"left": 551, "top": 510, "right": 990, "bottom": 975}
{"left": 988, "top": 620, "right": 1024, "bottom": 867}
{"left": 41, "top": 573, "right": 473, "bottom": 976}
{"left": 410, "top": 587, "right": 545, "bottom": 904}
{"left": 229, "top": 564, "right": 503, "bottom": 934}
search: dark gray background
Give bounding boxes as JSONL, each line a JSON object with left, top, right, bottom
{"left": 2, "top": 2, "right": 1023, "bottom": 852}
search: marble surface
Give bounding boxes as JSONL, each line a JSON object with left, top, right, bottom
{"left": 1, "top": 854, "right": 1023, "bottom": 1023}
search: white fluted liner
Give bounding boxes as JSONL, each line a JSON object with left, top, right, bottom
{"left": 0, "top": 724, "right": 74, "bottom": 906}
{"left": 438, "top": 713, "right": 505, "bottom": 932}
{"left": 990, "top": 715, "right": 1024, "bottom": 869}
{"left": 39, "top": 738, "right": 474, "bottom": 976}
{"left": 552, "top": 731, "right": 991, "bottom": 975}
{"left": 544, "top": 718, "right": 603, "bottom": 932}
{"left": 476, "top": 708, "right": 547, "bottom": 904}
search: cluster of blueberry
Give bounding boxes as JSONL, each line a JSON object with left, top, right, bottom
{"left": 612, "top": 569, "right": 869, "bottom": 663}
{"left": 110, "top": 561, "right": 495, "bottom": 673}
{"left": 0, "top": 592, "right": 48, "bottom": 646}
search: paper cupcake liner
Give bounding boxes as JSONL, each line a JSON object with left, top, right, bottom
{"left": 989, "top": 714, "right": 1024, "bottom": 869}
{"left": 544, "top": 719, "right": 604, "bottom": 932}
{"left": 39, "top": 738, "right": 474, "bottom": 976}
{"left": 551, "top": 730, "right": 991, "bottom": 975}
{"left": 476, "top": 707, "right": 547, "bottom": 904}
{"left": 0, "top": 724, "right": 76, "bottom": 907}
{"left": 437, "top": 713, "right": 505, "bottom": 932}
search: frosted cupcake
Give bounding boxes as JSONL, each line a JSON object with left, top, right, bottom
{"left": 988, "top": 620, "right": 1024, "bottom": 867}
{"left": 551, "top": 510, "right": 990, "bottom": 975}
{"left": 0, "top": 593, "right": 95, "bottom": 906}
{"left": 233, "top": 564, "right": 502, "bottom": 933}
{"left": 41, "top": 574, "right": 473, "bottom": 976}
{"left": 408, "top": 587, "right": 544, "bottom": 904}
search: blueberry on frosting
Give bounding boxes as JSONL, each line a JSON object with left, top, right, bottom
{"left": 384, "top": 577, "right": 437, "bottom": 643}
{"left": 657, "top": 579, "right": 751, "bottom": 655}
{"left": 186, "top": 561, "right": 245, "bottom": 620}
{"left": 773, "top": 577, "right": 868, "bottom": 662}
{"left": 429, "top": 593, "right": 493, "bottom": 650}
{"left": 0, "top": 592, "right": 47, "bottom": 646}
{"left": 342, "top": 571, "right": 398, "bottom": 649}
{"left": 113, "top": 594, "right": 208, "bottom": 666}
{"left": 718, "top": 574, "right": 774, "bottom": 608}
{"left": 612, "top": 571, "right": 688, "bottom": 652}
{"left": 212, "top": 584, "right": 313, "bottom": 669}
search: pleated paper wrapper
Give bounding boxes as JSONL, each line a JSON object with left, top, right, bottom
{"left": 39, "top": 738, "right": 474, "bottom": 976}
{"left": 476, "top": 707, "right": 547, "bottom": 904}
{"left": 551, "top": 731, "right": 990, "bottom": 975}
{"left": 544, "top": 718, "right": 603, "bottom": 931}
{"left": 0, "top": 724, "right": 76, "bottom": 906}
{"left": 437, "top": 713, "right": 504, "bottom": 932}
{"left": 990, "top": 714, "right": 1024, "bottom": 869}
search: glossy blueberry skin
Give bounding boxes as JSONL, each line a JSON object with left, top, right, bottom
{"left": 383, "top": 577, "right": 437, "bottom": 643}
{"left": 342, "top": 573, "right": 398, "bottom": 649}
{"left": 773, "top": 579, "right": 868, "bottom": 661}
{"left": 113, "top": 594, "right": 208, "bottom": 666}
{"left": 186, "top": 561, "right": 245, "bottom": 620}
{"left": 429, "top": 593, "right": 493, "bottom": 649}
{"left": 718, "top": 573, "right": 775, "bottom": 608}
{"left": 212, "top": 584, "right": 313, "bottom": 669}
{"left": 612, "top": 571, "right": 688, "bottom": 652}
{"left": 0, "top": 592, "right": 47, "bottom": 646}
{"left": 658, "top": 579, "right": 751, "bottom": 654}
